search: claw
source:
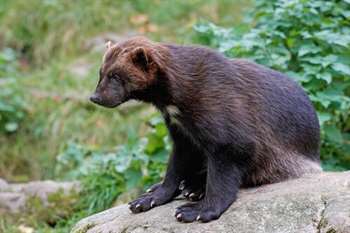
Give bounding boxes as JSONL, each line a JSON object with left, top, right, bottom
{"left": 179, "top": 180, "right": 185, "bottom": 190}
{"left": 176, "top": 213, "right": 182, "bottom": 220}
{"left": 150, "top": 200, "right": 155, "bottom": 207}
{"left": 199, "top": 193, "right": 204, "bottom": 199}
{"left": 189, "top": 193, "right": 195, "bottom": 198}
{"left": 184, "top": 192, "right": 189, "bottom": 197}
{"left": 146, "top": 188, "right": 152, "bottom": 193}
{"left": 196, "top": 215, "right": 201, "bottom": 221}
{"left": 135, "top": 204, "right": 141, "bottom": 209}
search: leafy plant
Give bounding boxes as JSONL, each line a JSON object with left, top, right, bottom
{"left": 0, "top": 48, "right": 26, "bottom": 133}
{"left": 25, "top": 189, "right": 80, "bottom": 226}
{"left": 194, "top": 0, "right": 350, "bottom": 170}
{"left": 53, "top": 115, "right": 170, "bottom": 229}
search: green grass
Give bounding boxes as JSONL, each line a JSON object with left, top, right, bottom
{"left": 0, "top": 53, "right": 150, "bottom": 180}
{"left": 0, "top": 0, "right": 250, "bottom": 65}
{"left": 0, "top": 0, "right": 249, "bottom": 181}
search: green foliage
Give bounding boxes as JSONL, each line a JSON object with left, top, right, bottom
{"left": 0, "top": 48, "right": 26, "bottom": 133}
{"left": 0, "top": 189, "right": 80, "bottom": 233}
{"left": 0, "top": 116, "right": 169, "bottom": 232}
{"left": 25, "top": 189, "right": 80, "bottom": 226}
{"left": 0, "top": 0, "right": 248, "bottom": 181}
{"left": 0, "top": 218, "right": 21, "bottom": 233}
{"left": 194, "top": 0, "right": 350, "bottom": 170}
{"left": 51, "top": 116, "right": 169, "bottom": 229}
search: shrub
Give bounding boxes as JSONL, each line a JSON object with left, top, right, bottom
{"left": 194, "top": 0, "right": 350, "bottom": 170}
{"left": 0, "top": 48, "right": 26, "bottom": 133}
{"left": 55, "top": 115, "right": 169, "bottom": 216}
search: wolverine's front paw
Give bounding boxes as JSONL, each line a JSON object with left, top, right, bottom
{"left": 180, "top": 180, "right": 205, "bottom": 201}
{"left": 179, "top": 174, "right": 206, "bottom": 202}
{"left": 129, "top": 183, "right": 178, "bottom": 213}
{"left": 128, "top": 194, "right": 157, "bottom": 213}
{"left": 175, "top": 202, "right": 222, "bottom": 223}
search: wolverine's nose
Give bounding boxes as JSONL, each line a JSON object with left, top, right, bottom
{"left": 89, "top": 93, "right": 102, "bottom": 104}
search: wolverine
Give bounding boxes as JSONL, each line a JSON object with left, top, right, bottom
{"left": 90, "top": 37, "right": 321, "bottom": 223}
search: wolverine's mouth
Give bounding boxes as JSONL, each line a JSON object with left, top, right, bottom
{"left": 98, "top": 102, "right": 122, "bottom": 108}
{"left": 89, "top": 94, "right": 124, "bottom": 108}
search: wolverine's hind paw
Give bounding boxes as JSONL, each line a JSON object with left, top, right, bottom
{"left": 179, "top": 180, "right": 205, "bottom": 201}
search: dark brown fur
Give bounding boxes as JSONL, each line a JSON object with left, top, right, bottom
{"left": 90, "top": 36, "right": 321, "bottom": 223}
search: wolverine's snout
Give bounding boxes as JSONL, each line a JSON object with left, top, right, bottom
{"left": 89, "top": 93, "right": 102, "bottom": 105}
{"left": 89, "top": 92, "right": 123, "bottom": 108}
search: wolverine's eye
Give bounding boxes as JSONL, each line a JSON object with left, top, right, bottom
{"left": 107, "top": 73, "right": 117, "bottom": 79}
{"left": 107, "top": 73, "right": 125, "bottom": 85}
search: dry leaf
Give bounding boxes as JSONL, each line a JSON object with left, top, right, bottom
{"left": 130, "top": 14, "right": 149, "bottom": 25}
{"left": 147, "top": 24, "right": 159, "bottom": 33}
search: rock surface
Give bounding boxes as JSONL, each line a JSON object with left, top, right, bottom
{"left": 0, "top": 179, "right": 79, "bottom": 213}
{"left": 72, "top": 172, "right": 350, "bottom": 233}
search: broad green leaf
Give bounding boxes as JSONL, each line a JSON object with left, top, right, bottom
{"left": 310, "top": 94, "right": 331, "bottom": 108}
{"left": 5, "top": 122, "right": 18, "bottom": 132}
{"left": 151, "top": 150, "right": 168, "bottom": 163}
{"left": 145, "top": 134, "right": 164, "bottom": 155}
{"left": 323, "top": 124, "right": 343, "bottom": 143}
{"left": 114, "top": 153, "right": 131, "bottom": 173}
{"left": 332, "top": 63, "right": 350, "bottom": 76}
{"left": 341, "top": 11, "right": 350, "bottom": 18}
{"left": 155, "top": 123, "right": 167, "bottom": 137}
{"left": 286, "top": 71, "right": 309, "bottom": 83}
{"left": 316, "top": 72, "right": 332, "bottom": 84}
{"left": 298, "top": 43, "right": 321, "bottom": 57}
{"left": 315, "top": 30, "right": 350, "bottom": 47}
{"left": 317, "top": 112, "right": 331, "bottom": 126}
{"left": 125, "top": 169, "right": 142, "bottom": 190}
{"left": 149, "top": 116, "right": 163, "bottom": 126}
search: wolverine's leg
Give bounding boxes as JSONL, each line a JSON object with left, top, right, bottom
{"left": 129, "top": 129, "right": 206, "bottom": 213}
{"left": 175, "top": 142, "right": 252, "bottom": 223}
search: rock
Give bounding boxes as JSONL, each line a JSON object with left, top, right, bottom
{"left": 72, "top": 172, "right": 350, "bottom": 233}
{"left": 0, "top": 192, "right": 26, "bottom": 213}
{"left": 0, "top": 178, "right": 9, "bottom": 191}
{"left": 0, "top": 179, "right": 79, "bottom": 213}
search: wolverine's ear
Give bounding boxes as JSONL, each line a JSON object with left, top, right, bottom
{"left": 105, "top": 41, "right": 113, "bottom": 49}
{"left": 131, "top": 47, "right": 151, "bottom": 71}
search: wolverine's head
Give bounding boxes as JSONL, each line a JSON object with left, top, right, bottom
{"left": 90, "top": 37, "right": 169, "bottom": 108}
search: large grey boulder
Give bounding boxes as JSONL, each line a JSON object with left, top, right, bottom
{"left": 72, "top": 172, "right": 350, "bottom": 233}
{"left": 0, "top": 179, "right": 79, "bottom": 213}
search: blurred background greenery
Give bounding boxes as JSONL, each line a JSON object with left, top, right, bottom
{"left": 0, "top": 0, "right": 349, "bottom": 232}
